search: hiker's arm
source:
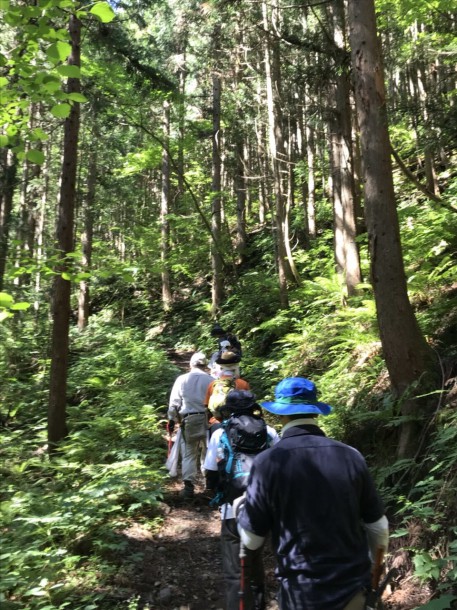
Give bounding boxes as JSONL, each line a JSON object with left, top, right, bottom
{"left": 239, "top": 526, "right": 265, "bottom": 550}
{"left": 358, "top": 457, "right": 388, "bottom": 561}
{"left": 204, "top": 382, "right": 213, "bottom": 408}
{"left": 363, "top": 515, "right": 389, "bottom": 562}
{"left": 233, "top": 494, "right": 266, "bottom": 550}
{"left": 236, "top": 462, "right": 272, "bottom": 548}
{"left": 168, "top": 378, "right": 182, "bottom": 420}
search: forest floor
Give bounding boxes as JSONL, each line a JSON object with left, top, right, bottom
{"left": 118, "top": 350, "right": 430, "bottom": 610}
{"left": 121, "top": 474, "right": 429, "bottom": 610}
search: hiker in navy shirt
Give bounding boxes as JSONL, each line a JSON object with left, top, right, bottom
{"left": 236, "top": 377, "right": 389, "bottom": 610}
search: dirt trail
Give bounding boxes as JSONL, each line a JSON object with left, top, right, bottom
{"left": 126, "top": 351, "right": 428, "bottom": 610}
{"left": 130, "top": 343, "right": 279, "bottom": 609}
{"left": 125, "top": 476, "right": 280, "bottom": 610}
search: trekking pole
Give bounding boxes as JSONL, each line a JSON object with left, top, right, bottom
{"left": 239, "top": 542, "right": 246, "bottom": 610}
{"left": 166, "top": 422, "right": 173, "bottom": 458}
{"left": 366, "top": 546, "right": 385, "bottom": 609}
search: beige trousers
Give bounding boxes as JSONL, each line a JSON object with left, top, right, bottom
{"left": 343, "top": 590, "right": 366, "bottom": 610}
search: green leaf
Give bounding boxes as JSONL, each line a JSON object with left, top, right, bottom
{"left": 75, "top": 271, "right": 91, "bottom": 281}
{"left": 43, "top": 79, "right": 61, "bottom": 93}
{"left": 0, "top": 292, "right": 14, "bottom": 307}
{"left": 50, "top": 103, "right": 71, "bottom": 118}
{"left": 0, "top": 76, "right": 7, "bottom": 87}
{"left": 46, "top": 41, "right": 72, "bottom": 63}
{"left": 90, "top": 1, "right": 115, "bottom": 23}
{"left": 61, "top": 272, "right": 72, "bottom": 281}
{"left": 31, "top": 128, "right": 49, "bottom": 142}
{"left": 0, "top": 135, "right": 8, "bottom": 146}
{"left": 26, "top": 149, "right": 45, "bottom": 165}
{"left": 67, "top": 92, "right": 87, "bottom": 103}
{"left": 9, "top": 302, "right": 31, "bottom": 311}
{"left": 56, "top": 64, "right": 81, "bottom": 78}
{"left": 413, "top": 595, "right": 457, "bottom": 609}
{"left": 0, "top": 0, "right": 10, "bottom": 9}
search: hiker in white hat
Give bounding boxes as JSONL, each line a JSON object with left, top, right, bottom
{"left": 167, "top": 352, "right": 213, "bottom": 499}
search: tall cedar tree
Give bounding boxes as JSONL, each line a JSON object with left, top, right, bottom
{"left": 48, "top": 14, "right": 81, "bottom": 448}
{"left": 347, "top": 0, "right": 438, "bottom": 459}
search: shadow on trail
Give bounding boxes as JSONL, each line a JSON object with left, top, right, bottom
{"left": 118, "top": 479, "right": 226, "bottom": 610}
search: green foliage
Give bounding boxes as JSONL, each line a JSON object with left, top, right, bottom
{"left": 0, "top": 317, "right": 177, "bottom": 609}
{"left": 68, "top": 314, "right": 179, "bottom": 410}
{"left": 1, "top": 0, "right": 456, "bottom": 606}
{"left": 414, "top": 596, "right": 457, "bottom": 610}
{"left": 0, "top": 291, "right": 31, "bottom": 321}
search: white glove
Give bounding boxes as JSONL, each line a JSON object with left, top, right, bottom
{"left": 232, "top": 493, "right": 246, "bottom": 519}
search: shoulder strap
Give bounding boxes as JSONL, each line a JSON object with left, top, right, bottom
{"left": 220, "top": 428, "right": 235, "bottom": 474}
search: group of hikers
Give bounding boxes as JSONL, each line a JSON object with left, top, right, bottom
{"left": 166, "top": 323, "right": 389, "bottom": 610}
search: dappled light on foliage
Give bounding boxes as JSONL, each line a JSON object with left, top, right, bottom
{"left": 1, "top": 0, "right": 456, "bottom": 606}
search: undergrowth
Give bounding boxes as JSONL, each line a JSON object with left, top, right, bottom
{"left": 1, "top": 180, "right": 456, "bottom": 608}
{"left": 0, "top": 320, "right": 177, "bottom": 609}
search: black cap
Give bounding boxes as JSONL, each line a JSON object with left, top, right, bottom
{"left": 215, "top": 350, "right": 241, "bottom": 365}
{"left": 225, "top": 390, "right": 258, "bottom": 412}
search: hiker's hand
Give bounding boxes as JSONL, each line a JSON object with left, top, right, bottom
{"left": 167, "top": 420, "right": 175, "bottom": 435}
{"left": 233, "top": 493, "right": 246, "bottom": 519}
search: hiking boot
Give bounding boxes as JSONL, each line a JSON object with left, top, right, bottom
{"left": 180, "top": 480, "right": 194, "bottom": 499}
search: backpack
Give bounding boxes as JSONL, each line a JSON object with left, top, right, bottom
{"left": 208, "top": 377, "right": 237, "bottom": 416}
{"left": 216, "top": 413, "right": 269, "bottom": 504}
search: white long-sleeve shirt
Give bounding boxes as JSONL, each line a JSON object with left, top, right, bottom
{"left": 167, "top": 367, "right": 213, "bottom": 420}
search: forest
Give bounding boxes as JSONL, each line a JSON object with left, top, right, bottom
{"left": 0, "top": 0, "right": 456, "bottom": 608}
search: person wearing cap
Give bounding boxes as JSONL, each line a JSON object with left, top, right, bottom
{"left": 167, "top": 352, "right": 213, "bottom": 499}
{"left": 205, "top": 350, "right": 249, "bottom": 422}
{"left": 236, "top": 377, "right": 389, "bottom": 610}
{"left": 204, "top": 390, "right": 279, "bottom": 610}
{"left": 208, "top": 323, "right": 242, "bottom": 376}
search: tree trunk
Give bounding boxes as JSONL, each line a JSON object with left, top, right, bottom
{"left": 160, "top": 99, "right": 173, "bottom": 311}
{"left": 329, "top": 1, "right": 362, "bottom": 297}
{"left": 77, "top": 132, "right": 96, "bottom": 330}
{"left": 34, "top": 134, "right": 51, "bottom": 313}
{"left": 305, "top": 111, "right": 317, "bottom": 240}
{"left": 211, "top": 68, "right": 224, "bottom": 315}
{"left": 48, "top": 13, "right": 81, "bottom": 449}
{"left": 296, "top": 109, "right": 310, "bottom": 249}
{"left": 347, "top": 0, "right": 437, "bottom": 459}
{"left": 263, "top": 0, "right": 298, "bottom": 306}
{"left": 234, "top": 135, "right": 248, "bottom": 262}
{"left": 0, "top": 149, "right": 18, "bottom": 291}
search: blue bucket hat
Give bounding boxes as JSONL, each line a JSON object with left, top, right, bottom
{"left": 261, "top": 377, "right": 332, "bottom": 416}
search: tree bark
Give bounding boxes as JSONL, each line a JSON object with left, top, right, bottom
{"left": 347, "top": 0, "right": 437, "bottom": 458}
{"left": 0, "top": 149, "right": 18, "bottom": 291}
{"left": 262, "top": 0, "right": 299, "bottom": 306}
{"left": 329, "top": 1, "right": 362, "bottom": 297}
{"left": 160, "top": 99, "right": 173, "bottom": 311}
{"left": 211, "top": 66, "right": 224, "bottom": 315}
{"left": 48, "top": 13, "right": 81, "bottom": 449}
{"left": 77, "top": 130, "right": 96, "bottom": 330}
